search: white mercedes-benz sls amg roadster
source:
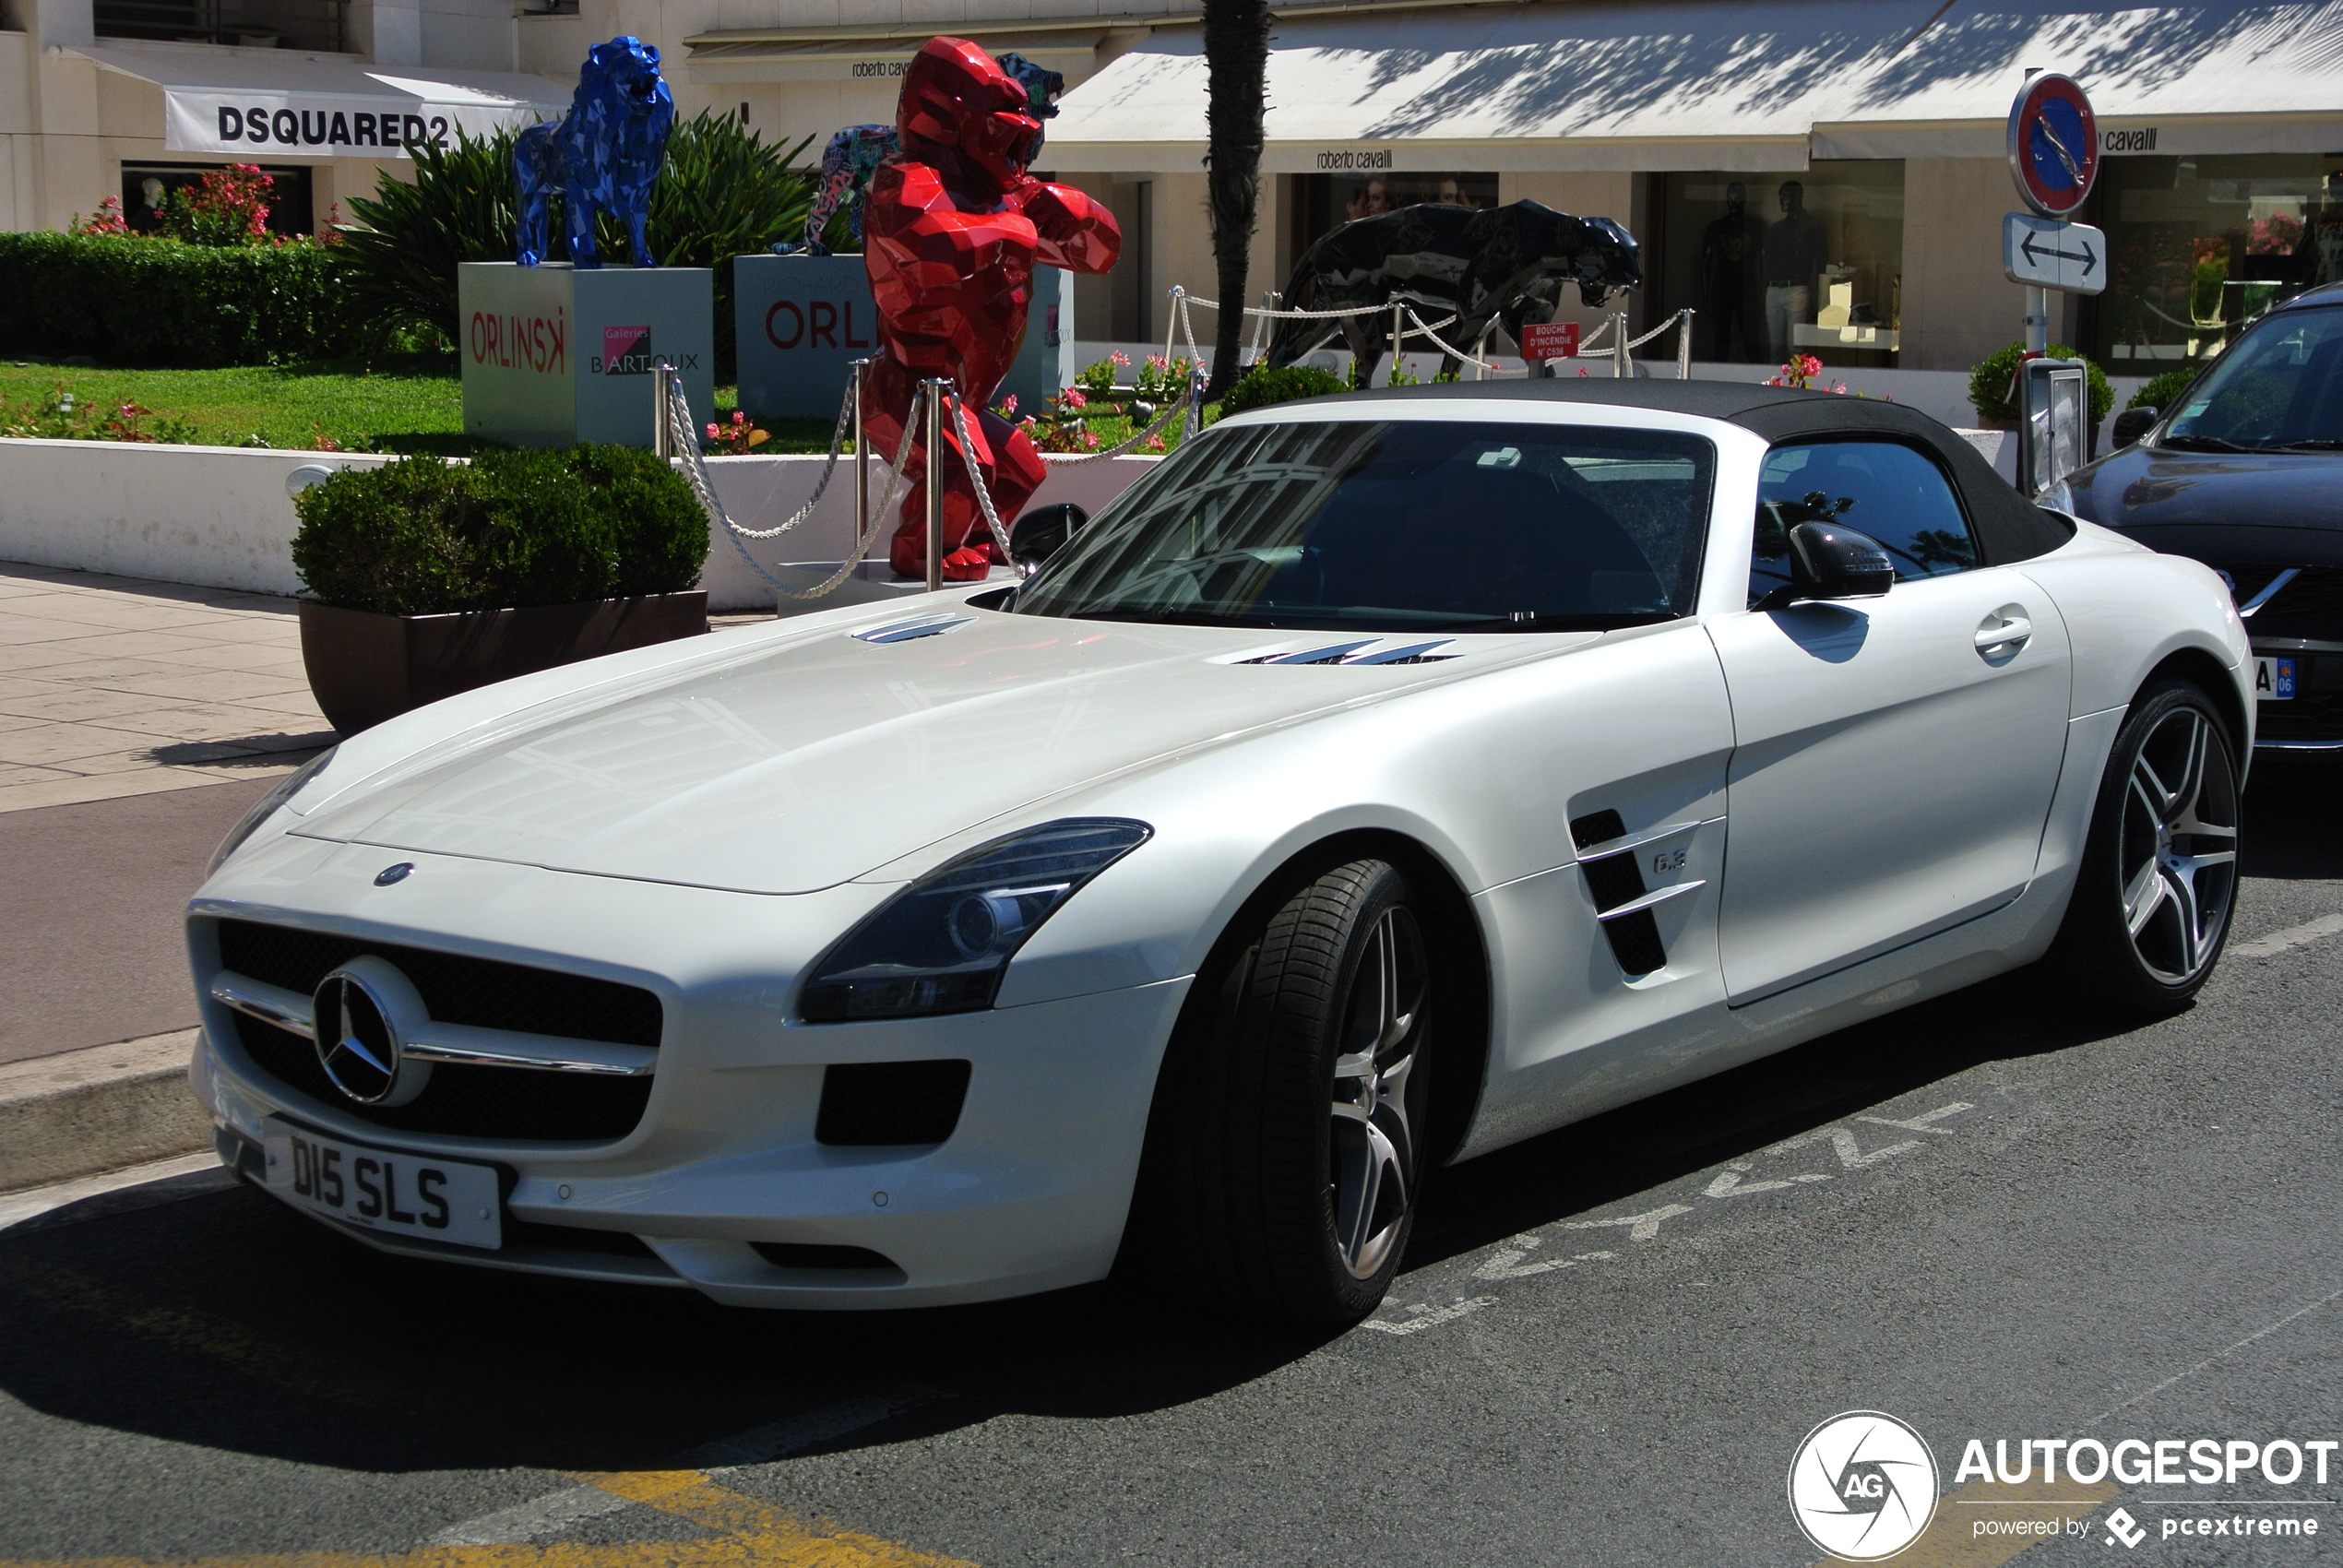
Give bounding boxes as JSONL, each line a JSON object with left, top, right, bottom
{"left": 190, "top": 380, "right": 2251, "bottom": 1323}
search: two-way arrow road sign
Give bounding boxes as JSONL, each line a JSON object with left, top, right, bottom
{"left": 2004, "top": 211, "right": 2108, "bottom": 294}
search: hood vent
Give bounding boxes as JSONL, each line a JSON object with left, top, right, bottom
{"left": 1230, "top": 638, "right": 1457, "bottom": 667}
{"left": 850, "top": 613, "right": 976, "bottom": 644}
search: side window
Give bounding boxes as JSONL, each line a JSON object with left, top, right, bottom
{"left": 1749, "top": 440, "right": 1980, "bottom": 608}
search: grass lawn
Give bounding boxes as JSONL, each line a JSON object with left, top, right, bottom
{"left": 0, "top": 354, "right": 1211, "bottom": 457}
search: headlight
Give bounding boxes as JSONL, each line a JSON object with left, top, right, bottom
{"left": 800, "top": 818, "right": 1152, "bottom": 1022}
{"left": 206, "top": 746, "right": 338, "bottom": 876}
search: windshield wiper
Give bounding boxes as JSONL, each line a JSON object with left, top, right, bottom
{"left": 2267, "top": 439, "right": 2343, "bottom": 452}
{"left": 1400, "top": 612, "right": 1677, "bottom": 632}
{"left": 2158, "top": 434, "right": 2265, "bottom": 453}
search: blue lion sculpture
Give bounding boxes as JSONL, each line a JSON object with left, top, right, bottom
{"left": 516, "top": 36, "right": 675, "bottom": 268}
{"left": 773, "top": 51, "right": 1062, "bottom": 257}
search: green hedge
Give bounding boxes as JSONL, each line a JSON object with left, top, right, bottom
{"left": 0, "top": 232, "right": 356, "bottom": 368}
{"left": 1219, "top": 364, "right": 1350, "bottom": 417}
{"left": 291, "top": 446, "right": 708, "bottom": 615}
{"left": 2127, "top": 366, "right": 2201, "bottom": 413}
{"left": 1967, "top": 341, "right": 2114, "bottom": 426}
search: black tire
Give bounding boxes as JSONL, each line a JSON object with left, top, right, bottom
{"left": 1134, "top": 859, "right": 1433, "bottom": 1323}
{"left": 2045, "top": 680, "right": 2241, "bottom": 1016}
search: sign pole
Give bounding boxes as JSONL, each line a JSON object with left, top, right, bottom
{"left": 2025, "top": 286, "right": 2050, "bottom": 356}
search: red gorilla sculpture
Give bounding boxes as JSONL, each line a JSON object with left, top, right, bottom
{"left": 862, "top": 38, "right": 1120, "bottom": 580}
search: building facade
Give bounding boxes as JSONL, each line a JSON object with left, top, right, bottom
{"left": 5, "top": 0, "right": 2340, "bottom": 376}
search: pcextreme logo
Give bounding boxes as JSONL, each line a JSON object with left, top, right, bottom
{"left": 1789, "top": 1411, "right": 1940, "bottom": 1561}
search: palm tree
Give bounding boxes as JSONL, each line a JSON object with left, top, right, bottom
{"left": 1203, "top": 0, "right": 1271, "bottom": 400}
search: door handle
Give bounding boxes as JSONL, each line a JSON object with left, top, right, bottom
{"left": 1975, "top": 608, "right": 2032, "bottom": 659}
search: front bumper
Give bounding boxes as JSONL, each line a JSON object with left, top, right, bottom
{"left": 190, "top": 838, "right": 1192, "bottom": 1309}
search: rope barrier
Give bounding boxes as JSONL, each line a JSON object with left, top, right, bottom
{"left": 661, "top": 368, "right": 916, "bottom": 603}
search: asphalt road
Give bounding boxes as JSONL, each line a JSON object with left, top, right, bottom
{"left": 1, "top": 758, "right": 2337, "bottom": 1568}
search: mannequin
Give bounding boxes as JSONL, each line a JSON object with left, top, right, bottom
{"left": 1764, "top": 180, "right": 1828, "bottom": 363}
{"left": 1699, "top": 181, "right": 1765, "bottom": 361}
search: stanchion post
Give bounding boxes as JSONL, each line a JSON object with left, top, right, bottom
{"left": 1390, "top": 300, "right": 1407, "bottom": 386}
{"left": 923, "top": 379, "right": 946, "bottom": 593}
{"left": 651, "top": 360, "right": 672, "bottom": 457}
{"left": 850, "top": 359, "right": 869, "bottom": 570}
{"left": 1677, "top": 310, "right": 1695, "bottom": 381}
{"left": 1612, "top": 314, "right": 1630, "bottom": 378}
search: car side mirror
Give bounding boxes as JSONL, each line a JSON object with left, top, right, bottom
{"left": 1009, "top": 503, "right": 1087, "bottom": 576}
{"left": 1766, "top": 521, "right": 1894, "bottom": 608}
{"left": 2111, "top": 406, "right": 2159, "bottom": 448}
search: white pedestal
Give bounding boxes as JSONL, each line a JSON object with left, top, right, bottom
{"left": 459, "top": 262, "right": 714, "bottom": 449}
{"left": 733, "top": 253, "right": 1076, "bottom": 422}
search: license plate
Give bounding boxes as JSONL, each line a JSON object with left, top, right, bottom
{"left": 2255, "top": 656, "right": 2297, "bottom": 701}
{"left": 264, "top": 1119, "right": 502, "bottom": 1250}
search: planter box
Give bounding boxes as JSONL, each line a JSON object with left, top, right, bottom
{"left": 299, "top": 592, "right": 708, "bottom": 734}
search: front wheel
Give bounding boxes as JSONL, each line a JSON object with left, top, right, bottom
{"left": 1136, "top": 859, "right": 1433, "bottom": 1322}
{"left": 2047, "top": 681, "right": 2241, "bottom": 1015}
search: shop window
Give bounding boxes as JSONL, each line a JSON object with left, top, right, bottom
{"left": 1290, "top": 172, "right": 1500, "bottom": 258}
{"left": 120, "top": 162, "right": 315, "bottom": 238}
{"left": 2087, "top": 155, "right": 2343, "bottom": 367}
{"left": 96, "top": 0, "right": 347, "bottom": 50}
{"left": 1648, "top": 162, "right": 1905, "bottom": 368}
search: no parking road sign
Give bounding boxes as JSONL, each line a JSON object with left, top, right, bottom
{"left": 2008, "top": 72, "right": 2099, "bottom": 218}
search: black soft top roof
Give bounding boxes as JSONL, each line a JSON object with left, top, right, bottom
{"left": 1303, "top": 379, "right": 2075, "bottom": 566}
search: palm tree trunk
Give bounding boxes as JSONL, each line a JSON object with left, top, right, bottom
{"left": 1203, "top": 0, "right": 1271, "bottom": 401}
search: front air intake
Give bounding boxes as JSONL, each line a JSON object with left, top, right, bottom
{"left": 815, "top": 1060, "right": 972, "bottom": 1146}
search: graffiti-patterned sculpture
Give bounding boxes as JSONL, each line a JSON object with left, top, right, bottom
{"left": 775, "top": 52, "right": 1064, "bottom": 258}
{"left": 515, "top": 36, "right": 675, "bottom": 268}
{"left": 1264, "top": 201, "right": 1642, "bottom": 383}
{"left": 861, "top": 38, "right": 1117, "bottom": 581}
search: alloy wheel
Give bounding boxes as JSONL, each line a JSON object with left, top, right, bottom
{"left": 1327, "top": 905, "right": 1428, "bottom": 1279}
{"left": 2118, "top": 705, "right": 2239, "bottom": 984}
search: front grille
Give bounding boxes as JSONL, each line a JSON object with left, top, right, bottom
{"left": 2257, "top": 685, "right": 2343, "bottom": 744}
{"left": 815, "top": 1060, "right": 971, "bottom": 1146}
{"left": 216, "top": 919, "right": 660, "bottom": 1048}
{"left": 2229, "top": 564, "right": 2343, "bottom": 636}
{"left": 231, "top": 1014, "right": 654, "bottom": 1141}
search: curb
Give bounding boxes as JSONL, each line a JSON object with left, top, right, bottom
{"left": 0, "top": 1030, "right": 212, "bottom": 1194}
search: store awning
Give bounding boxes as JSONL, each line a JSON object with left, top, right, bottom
{"left": 681, "top": 15, "right": 1154, "bottom": 85}
{"left": 1044, "top": 0, "right": 2343, "bottom": 172}
{"left": 73, "top": 43, "right": 569, "bottom": 158}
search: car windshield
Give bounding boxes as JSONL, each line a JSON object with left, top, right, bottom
{"left": 2163, "top": 304, "right": 2343, "bottom": 450}
{"left": 1009, "top": 419, "right": 1716, "bottom": 633}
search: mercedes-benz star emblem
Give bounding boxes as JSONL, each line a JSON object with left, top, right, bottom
{"left": 375, "top": 862, "right": 414, "bottom": 886}
{"left": 314, "top": 969, "right": 405, "bottom": 1103}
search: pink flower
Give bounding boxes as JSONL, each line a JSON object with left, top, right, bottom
{"left": 1063, "top": 386, "right": 1088, "bottom": 410}
{"left": 731, "top": 410, "right": 745, "bottom": 425}
{"left": 1111, "top": 350, "right": 1131, "bottom": 367}
{"left": 998, "top": 394, "right": 1017, "bottom": 414}
{"left": 705, "top": 422, "right": 719, "bottom": 437}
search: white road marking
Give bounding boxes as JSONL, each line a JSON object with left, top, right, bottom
{"left": 1767, "top": 1123, "right": 1920, "bottom": 1170}
{"left": 1358, "top": 1296, "right": 1498, "bottom": 1336}
{"left": 2230, "top": 913, "right": 2343, "bottom": 958}
{"left": 1857, "top": 1101, "right": 1975, "bottom": 1135}
{"left": 1560, "top": 1202, "right": 1695, "bottom": 1241}
{"left": 427, "top": 1389, "right": 937, "bottom": 1546}
{"left": 2084, "top": 1280, "right": 2343, "bottom": 1427}
{"left": 1471, "top": 1238, "right": 1616, "bottom": 1281}
{"left": 1702, "top": 1160, "right": 1811, "bottom": 1198}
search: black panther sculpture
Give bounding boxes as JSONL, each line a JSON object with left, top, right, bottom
{"left": 1263, "top": 201, "right": 1642, "bottom": 382}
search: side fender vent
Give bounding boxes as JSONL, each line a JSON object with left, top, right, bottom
{"left": 1569, "top": 809, "right": 1705, "bottom": 980}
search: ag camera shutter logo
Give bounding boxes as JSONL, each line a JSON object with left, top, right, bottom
{"left": 1789, "top": 1411, "right": 1941, "bottom": 1561}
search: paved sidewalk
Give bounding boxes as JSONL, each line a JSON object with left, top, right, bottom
{"left": 0, "top": 561, "right": 333, "bottom": 815}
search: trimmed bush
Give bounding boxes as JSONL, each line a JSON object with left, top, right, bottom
{"left": 1219, "top": 364, "right": 1350, "bottom": 417}
{"left": 0, "top": 232, "right": 355, "bottom": 368}
{"left": 2128, "top": 366, "right": 2201, "bottom": 413}
{"left": 291, "top": 446, "right": 708, "bottom": 615}
{"left": 1967, "top": 341, "right": 2114, "bottom": 426}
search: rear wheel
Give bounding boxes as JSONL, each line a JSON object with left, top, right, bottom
{"left": 2048, "top": 681, "right": 2241, "bottom": 1015}
{"left": 1136, "top": 859, "right": 1433, "bottom": 1322}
